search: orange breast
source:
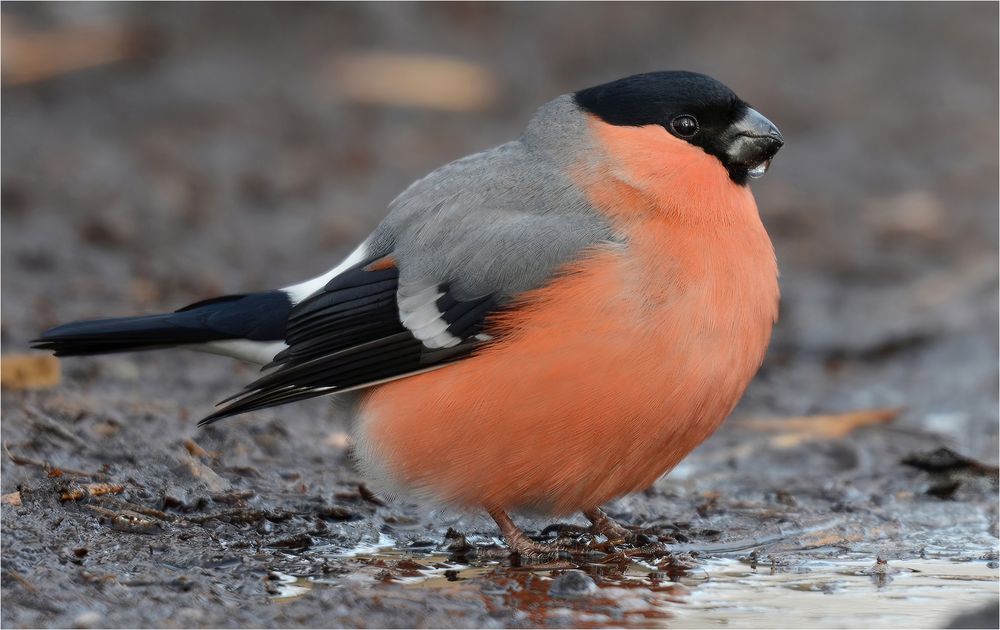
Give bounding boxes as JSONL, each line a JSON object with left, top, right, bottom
{"left": 356, "top": 233, "right": 776, "bottom": 514}
{"left": 355, "top": 123, "right": 778, "bottom": 515}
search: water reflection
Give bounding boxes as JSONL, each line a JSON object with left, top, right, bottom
{"left": 270, "top": 537, "right": 999, "bottom": 629}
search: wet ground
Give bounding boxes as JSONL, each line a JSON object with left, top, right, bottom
{"left": 2, "top": 3, "right": 998, "bottom": 628}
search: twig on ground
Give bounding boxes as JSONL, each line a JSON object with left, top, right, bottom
{"left": 186, "top": 508, "right": 295, "bottom": 525}
{"left": 83, "top": 505, "right": 161, "bottom": 534}
{"left": 3, "top": 442, "right": 102, "bottom": 478}
{"left": 23, "top": 405, "right": 87, "bottom": 448}
{"left": 103, "top": 500, "right": 173, "bottom": 522}
{"left": 60, "top": 482, "right": 125, "bottom": 502}
{"left": 3, "top": 568, "right": 38, "bottom": 593}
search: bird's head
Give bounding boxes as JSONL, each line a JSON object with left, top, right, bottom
{"left": 573, "top": 71, "right": 783, "bottom": 186}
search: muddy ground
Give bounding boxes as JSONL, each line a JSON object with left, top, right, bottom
{"left": 2, "top": 3, "right": 998, "bottom": 628}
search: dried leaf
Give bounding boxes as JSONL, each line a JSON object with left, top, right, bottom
{"left": 184, "top": 457, "right": 231, "bottom": 493}
{"left": 183, "top": 438, "right": 212, "bottom": 459}
{"left": 2, "top": 21, "right": 153, "bottom": 86}
{"left": 738, "top": 408, "right": 900, "bottom": 449}
{"left": 1, "top": 491, "right": 22, "bottom": 506}
{"left": 1, "top": 354, "right": 60, "bottom": 390}
{"left": 740, "top": 408, "right": 899, "bottom": 436}
{"left": 329, "top": 52, "right": 499, "bottom": 112}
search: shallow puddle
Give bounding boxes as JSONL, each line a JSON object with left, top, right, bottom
{"left": 676, "top": 558, "right": 997, "bottom": 628}
{"left": 269, "top": 535, "right": 998, "bottom": 628}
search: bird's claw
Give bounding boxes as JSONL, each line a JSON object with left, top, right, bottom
{"left": 585, "top": 508, "right": 651, "bottom": 546}
{"left": 507, "top": 535, "right": 570, "bottom": 561}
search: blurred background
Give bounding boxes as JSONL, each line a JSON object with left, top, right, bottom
{"left": 3, "top": 1, "right": 997, "bottom": 452}
{"left": 2, "top": 3, "right": 997, "bottom": 628}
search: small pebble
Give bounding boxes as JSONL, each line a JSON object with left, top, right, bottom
{"left": 548, "top": 570, "right": 597, "bottom": 598}
{"left": 73, "top": 611, "right": 103, "bottom": 629}
{"left": 175, "top": 607, "right": 204, "bottom": 624}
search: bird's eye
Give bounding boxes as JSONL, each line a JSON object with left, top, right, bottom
{"left": 670, "top": 115, "right": 699, "bottom": 138}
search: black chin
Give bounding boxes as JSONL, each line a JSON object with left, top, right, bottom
{"left": 727, "top": 165, "right": 753, "bottom": 186}
{"left": 724, "top": 139, "right": 783, "bottom": 185}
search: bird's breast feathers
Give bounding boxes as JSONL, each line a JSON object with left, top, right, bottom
{"left": 356, "top": 184, "right": 779, "bottom": 513}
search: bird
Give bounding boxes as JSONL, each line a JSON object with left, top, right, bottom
{"left": 33, "top": 70, "right": 783, "bottom": 557}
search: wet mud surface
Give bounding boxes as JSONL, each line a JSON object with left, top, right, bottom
{"left": 2, "top": 4, "right": 998, "bottom": 628}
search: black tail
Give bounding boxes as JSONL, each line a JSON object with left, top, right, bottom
{"left": 32, "top": 291, "right": 291, "bottom": 357}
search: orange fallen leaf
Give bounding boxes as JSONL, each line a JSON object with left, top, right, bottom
{"left": 328, "top": 51, "right": 499, "bottom": 112}
{"left": 1, "top": 354, "right": 60, "bottom": 390}
{"left": 2, "top": 19, "right": 152, "bottom": 86}
{"left": 738, "top": 408, "right": 901, "bottom": 449}
{"left": 183, "top": 438, "right": 212, "bottom": 459}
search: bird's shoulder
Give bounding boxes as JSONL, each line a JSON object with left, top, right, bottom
{"left": 373, "top": 139, "right": 615, "bottom": 301}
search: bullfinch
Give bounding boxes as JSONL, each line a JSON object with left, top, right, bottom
{"left": 34, "top": 71, "right": 784, "bottom": 557}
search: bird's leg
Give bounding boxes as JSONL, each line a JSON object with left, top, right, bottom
{"left": 583, "top": 507, "right": 638, "bottom": 544}
{"left": 488, "top": 508, "right": 562, "bottom": 559}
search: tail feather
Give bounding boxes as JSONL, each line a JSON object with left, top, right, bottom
{"left": 33, "top": 291, "right": 291, "bottom": 357}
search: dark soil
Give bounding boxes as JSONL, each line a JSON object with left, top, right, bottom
{"left": 2, "top": 4, "right": 997, "bottom": 628}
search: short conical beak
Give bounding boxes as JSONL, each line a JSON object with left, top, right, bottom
{"left": 727, "top": 108, "right": 783, "bottom": 179}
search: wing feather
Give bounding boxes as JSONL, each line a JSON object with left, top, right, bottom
{"left": 200, "top": 258, "right": 495, "bottom": 424}
{"left": 202, "top": 139, "right": 616, "bottom": 424}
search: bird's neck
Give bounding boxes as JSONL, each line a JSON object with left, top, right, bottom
{"left": 577, "top": 118, "right": 760, "bottom": 228}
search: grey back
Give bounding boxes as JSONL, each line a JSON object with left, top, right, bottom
{"left": 369, "top": 95, "right": 616, "bottom": 304}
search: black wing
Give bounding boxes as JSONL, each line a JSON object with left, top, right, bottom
{"left": 200, "top": 257, "right": 498, "bottom": 424}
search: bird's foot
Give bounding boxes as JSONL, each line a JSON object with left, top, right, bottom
{"left": 584, "top": 507, "right": 651, "bottom": 546}
{"left": 488, "top": 507, "right": 571, "bottom": 560}
{"left": 505, "top": 533, "right": 569, "bottom": 561}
